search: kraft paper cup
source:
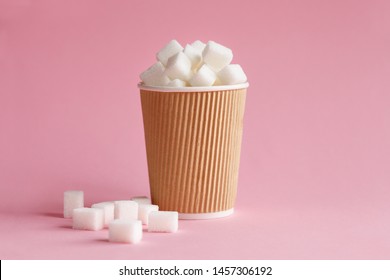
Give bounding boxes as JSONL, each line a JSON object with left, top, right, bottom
{"left": 139, "top": 82, "right": 248, "bottom": 219}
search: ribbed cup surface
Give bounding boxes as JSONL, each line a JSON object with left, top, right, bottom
{"left": 140, "top": 88, "right": 246, "bottom": 214}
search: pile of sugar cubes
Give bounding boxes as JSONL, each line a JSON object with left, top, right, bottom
{"left": 140, "top": 40, "right": 247, "bottom": 87}
{"left": 64, "top": 190, "right": 178, "bottom": 244}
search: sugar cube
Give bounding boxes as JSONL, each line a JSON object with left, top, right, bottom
{"left": 202, "top": 41, "right": 233, "bottom": 72}
{"left": 91, "top": 202, "right": 114, "bottom": 227}
{"left": 140, "top": 62, "right": 170, "bottom": 86}
{"left": 191, "top": 40, "right": 206, "bottom": 53}
{"left": 131, "top": 196, "right": 152, "bottom": 205}
{"left": 218, "top": 64, "right": 247, "bottom": 85}
{"left": 148, "top": 211, "right": 178, "bottom": 233}
{"left": 156, "top": 39, "right": 183, "bottom": 66}
{"left": 72, "top": 208, "right": 104, "bottom": 231}
{"left": 165, "top": 52, "right": 192, "bottom": 81}
{"left": 64, "top": 190, "right": 84, "bottom": 218}
{"left": 167, "top": 79, "right": 187, "bottom": 87}
{"left": 138, "top": 204, "right": 159, "bottom": 225}
{"left": 189, "top": 64, "right": 216, "bottom": 87}
{"left": 109, "top": 219, "right": 142, "bottom": 244}
{"left": 114, "top": 200, "right": 138, "bottom": 220}
{"left": 184, "top": 44, "right": 202, "bottom": 69}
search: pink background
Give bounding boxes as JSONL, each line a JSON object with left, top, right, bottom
{"left": 1, "top": 0, "right": 389, "bottom": 259}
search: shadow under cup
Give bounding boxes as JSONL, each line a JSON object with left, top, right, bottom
{"left": 139, "top": 83, "right": 248, "bottom": 219}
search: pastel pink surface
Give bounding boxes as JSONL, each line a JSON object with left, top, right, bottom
{"left": 0, "top": 0, "right": 389, "bottom": 259}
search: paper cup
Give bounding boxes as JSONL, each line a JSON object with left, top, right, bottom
{"left": 139, "top": 82, "right": 248, "bottom": 219}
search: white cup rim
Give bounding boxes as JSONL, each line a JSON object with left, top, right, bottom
{"left": 138, "top": 82, "right": 249, "bottom": 92}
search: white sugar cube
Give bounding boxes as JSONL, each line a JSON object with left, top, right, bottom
{"left": 109, "top": 219, "right": 142, "bottom": 244}
{"left": 218, "top": 64, "right": 247, "bottom": 85}
{"left": 131, "top": 196, "right": 152, "bottom": 205}
{"left": 184, "top": 44, "right": 202, "bottom": 69}
{"left": 64, "top": 190, "right": 84, "bottom": 218}
{"left": 189, "top": 64, "right": 217, "bottom": 87}
{"left": 91, "top": 202, "right": 114, "bottom": 227}
{"left": 140, "top": 62, "right": 170, "bottom": 86}
{"left": 114, "top": 200, "right": 138, "bottom": 220}
{"left": 156, "top": 39, "right": 183, "bottom": 66}
{"left": 72, "top": 208, "right": 104, "bottom": 231}
{"left": 165, "top": 52, "right": 192, "bottom": 81}
{"left": 191, "top": 40, "right": 206, "bottom": 53}
{"left": 148, "top": 211, "right": 178, "bottom": 233}
{"left": 138, "top": 204, "right": 159, "bottom": 225}
{"left": 203, "top": 41, "right": 233, "bottom": 72}
{"left": 167, "top": 79, "right": 187, "bottom": 87}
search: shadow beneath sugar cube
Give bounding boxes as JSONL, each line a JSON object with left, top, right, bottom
{"left": 59, "top": 225, "right": 73, "bottom": 229}
{"left": 95, "top": 238, "right": 109, "bottom": 243}
{"left": 41, "top": 212, "right": 63, "bottom": 218}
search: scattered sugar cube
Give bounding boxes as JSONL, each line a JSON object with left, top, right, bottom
{"left": 167, "top": 79, "right": 187, "bottom": 87}
{"left": 131, "top": 196, "right": 152, "bottom": 205}
{"left": 148, "top": 211, "right": 178, "bottom": 233}
{"left": 156, "top": 39, "right": 183, "bottom": 66}
{"left": 165, "top": 52, "right": 192, "bottom": 81}
{"left": 189, "top": 64, "right": 217, "bottom": 87}
{"left": 109, "top": 219, "right": 142, "bottom": 244}
{"left": 73, "top": 208, "right": 104, "bottom": 231}
{"left": 218, "top": 64, "right": 247, "bottom": 85}
{"left": 64, "top": 190, "right": 84, "bottom": 218}
{"left": 202, "top": 41, "right": 233, "bottom": 72}
{"left": 138, "top": 204, "right": 159, "bottom": 225}
{"left": 91, "top": 202, "right": 114, "bottom": 227}
{"left": 191, "top": 40, "right": 206, "bottom": 53}
{"left": 114, "top": 200, "right": 138, "bottom": 220}
{"left": 140, "top": 62, "right": 170, "bottom": 86}
{"left": 184, "top": 44, "right": 202, "bottom": 69}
